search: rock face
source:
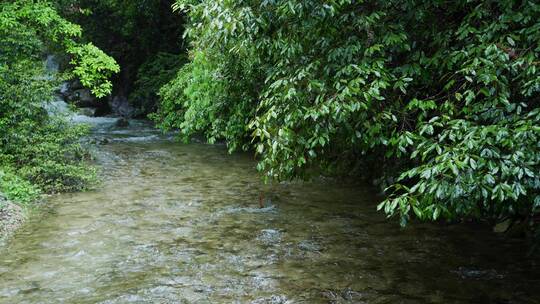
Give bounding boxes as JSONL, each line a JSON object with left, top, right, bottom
{"left": 60, "top": 80, "right": 99, "bottom": 108}
{"left": 72, "top": 89, "right": 97, "bottom": 107}
{"left": 0, "top": 194, "right": 25, "bottom": 241}
{"left": 56, "top": 77, "right": 137, "bottom": 118}
{"left": 77, "top": 107, "right": 97, "bottom": 117}
{"left": 109, "top": 96, "right": 136, "bottom": 118}
{"left": 66, "top": 90, "right": 99, "bottom": 108}
{"left": 58, "top": 80, "right": 113, "bottom": 115}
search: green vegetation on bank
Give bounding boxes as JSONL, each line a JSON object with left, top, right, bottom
{"left": 0, "top": 1, "right": 118, "bottom": 204}
{"left": 152, "top": 0, "right": 540, "bottom": 231}
{"left": 57, "top": 0, "right": 186, "bottom": 115}
{"left": 1, "top": 0, "right": 539, "bottom": 239}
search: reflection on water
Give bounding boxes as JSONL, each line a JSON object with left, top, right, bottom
{"left": 0, "top": 122, "right": 538, "bottom": 303}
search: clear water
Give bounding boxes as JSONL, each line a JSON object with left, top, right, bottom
{"left": 0, "top": 121, "right": 538, "bottom": 303}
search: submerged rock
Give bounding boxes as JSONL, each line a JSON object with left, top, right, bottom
{"left": 251, "top": 295, "right": 291, "bottom": 304}
{"left": 322, "top": 288, "right": 365, "bottom": 303}
{"left": 453, "top": 267, "right": 504, "bottom": 280}
{"left": 493, "top": 219, "right": 512, "bottom": 233}
{"left": 115, "top": 118, "right": 130, "bottom": 127}
{"left": 257, "top": 229, "right": 282, "bottom": 246}
{"left": 298, "top": 239, "right": 322, "bottom": 252}
{"left": 222, "top": 205, "right": 277, "bottom": 215}
{"left": 78, "top": 107, "right": 97, "bottom": 117}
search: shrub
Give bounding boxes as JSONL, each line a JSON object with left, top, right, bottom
{"left": 0, "top": 1, "right": 117, "bottom": 203}
{"left": 158, "top": 0, "right": 540, "bottom": 227}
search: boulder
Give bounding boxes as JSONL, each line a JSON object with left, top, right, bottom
{"left": 109, "top": 96, "right": 136, "bottom": 117}
{"left": 58, "top": 82, "right": 70, "bottom": 95}
{"left": 115, "top": 117, "right": 130, "bottom": 127}
{"left": 69, "top": 79, "right": 84, "bottom": 91}
{"left": 58, "top": 80, "right": 83, "bottom": 98}
{"left": 493, "top": 219, "right": 512, "bottom": 233}
{"left": 77, "top": 107, "right": 97, "bottom": 117}
{"left": 70, "top": 89, "right": 99, "bottom": 107}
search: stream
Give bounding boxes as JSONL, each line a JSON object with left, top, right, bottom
{"left": 0, "top": 115, "right": 539, "bottom": 303}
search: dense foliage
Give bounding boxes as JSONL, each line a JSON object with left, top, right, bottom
{"left": 58, "top": 0, "right": 185, "bottom": 114}
{"left": 154, "top": 0, "right": 540, "bottom": 229}
{"left": 2, "top": 0, "right": 539, "bottom": 237}
{"left": 131, "top": 52, "right": 187, "bottom": 114}
{"left": 0, "top": 1, "right": 118, "bottom": 202}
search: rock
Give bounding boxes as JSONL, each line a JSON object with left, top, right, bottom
{"left": 73, "top": 89, "right": 98, "bottom": 107}
{"left": 257, "top": 229, "right": 282, "bottom": 246}
{"left": 58, "top": 80, "right": 83, "bottom": 97}
{"left": 453, "top": 267, "right": 504, "bottom": 280}
{"left": 58, "top": 82, "right": 70, "bottom": 95}
{"left": 65, "top": 88, "right": 98, "bottom": 107}
{"left": 298, "top": 239, "right": 322, "bottom": 252}
{"left": 0, "top": 194, "right": 25, "bottom": 241}
{"left": 84, "top": 136, "right": 110, "bottom": 145}
{"left": 115, "top": 118, "right": 130, "bottom": 127}
{"left": 321, "top": 288, "right": 364, "bottom": 303}
{"left": 109, "top": 96, "right": 136, "bottom": 118}
{"left": 69, "top": 79, "right": 84, "bottom": 91}
{"left": 493, "top": 219, "right": 512, "bottom": 233}
{"left": 251, "top": 295, "right": 290, "bottom": 304}
{"left": 58, "top": 80, "right": 101, "bottom": 108}
{"left": 78, "top": 107, "right": 97, "bottom": 117}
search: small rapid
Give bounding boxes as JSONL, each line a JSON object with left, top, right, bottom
{"left": 0, "top": 120, "right": 538, "bottom": 303}
{"left": 1, "top": 57, "right": 539, "bottom": 302}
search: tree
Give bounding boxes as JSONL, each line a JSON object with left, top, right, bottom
{"left": 154, "top": 0, "right": 540, "bottom": 230}
{"left": 57, "top": 0, "right": 186, "bottom": 114}
{"left": 0, "top": 0, "right": 118, "bottom": 201}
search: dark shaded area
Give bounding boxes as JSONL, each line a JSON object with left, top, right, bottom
{"left": 59, "top": 0, "right": 186, "bottom": 116}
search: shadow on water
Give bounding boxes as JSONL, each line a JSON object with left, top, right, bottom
{"left": 0, "top": 120, "right": 538, "bottom": 303}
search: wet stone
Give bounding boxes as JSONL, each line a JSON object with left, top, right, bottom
{"left": 453, "top": 267, "right": 505, "bottom": 280}
{"left": 251, "top": 295, "right": 291, "bottom": 304}
{"left": 297, "top": 239, "right": 322, "bottom": 253}
{"left": 115, "top": 118, "right": 130, "bottom": 128}
{"left": 257, "top": 229, "right": 282, "bottom": 246}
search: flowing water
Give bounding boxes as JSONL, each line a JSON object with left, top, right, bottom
{"left": 0, "top": 118, "right": 539, "bottom": 303}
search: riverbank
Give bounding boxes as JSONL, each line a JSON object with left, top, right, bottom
{"left": 1, "top": 138, "right": 539, "bottom": 303}
{"left": 0, "top": 194, "right": 25, "bottom": 243}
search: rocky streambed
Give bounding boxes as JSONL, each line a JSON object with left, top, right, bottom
{"left": 0, "top": 119, "right": 539, "bottom": 303}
